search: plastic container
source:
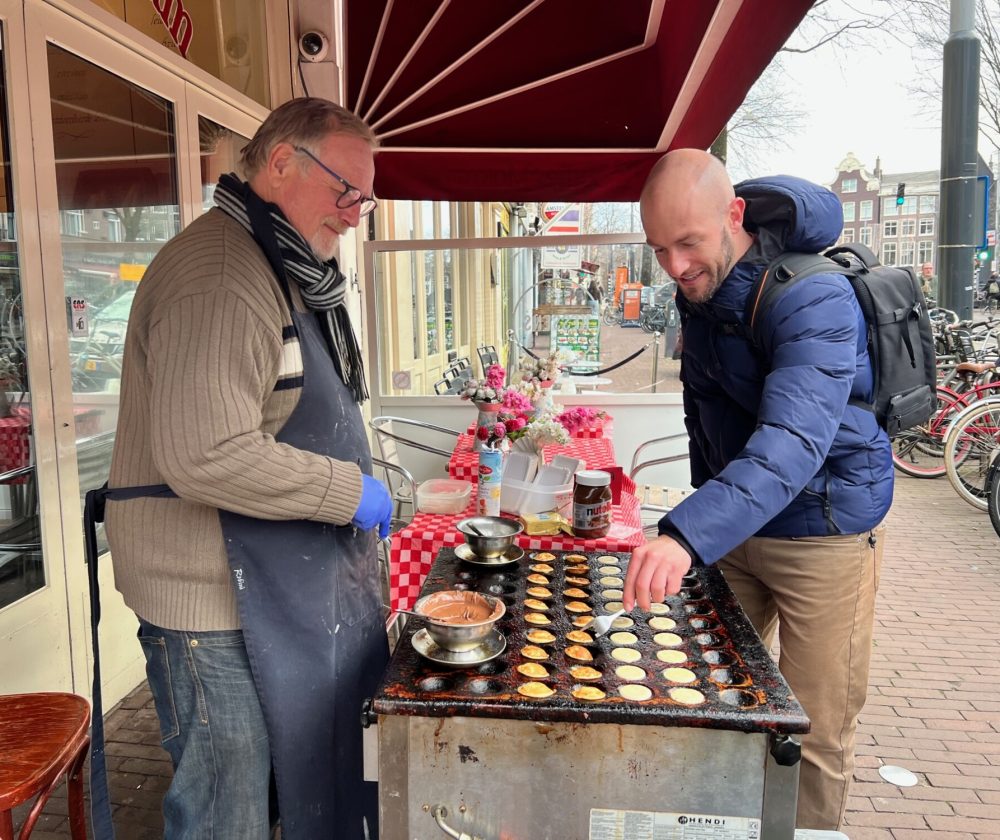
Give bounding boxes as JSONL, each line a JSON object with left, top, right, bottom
{"left": 416, "top": 478, "right": 472, "bottom": 514}
{"left": 500, "top": 477, "right": 574, "bottom": 517}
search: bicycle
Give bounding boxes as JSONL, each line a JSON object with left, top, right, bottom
{"left": 940, "top": 396, "right": 1000, "bottom": 510}
{"left": 601, "top": 300, "right": 623, "bottom": 327}
{"left": 639, "top": 305, "right": 666, "bottom": 334}
{"left": 986, "top": 458, "right": 1000, "bottom": 538}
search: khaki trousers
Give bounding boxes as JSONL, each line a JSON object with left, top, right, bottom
{"left": 718, "top": 523, "right": 884, "bottom": 830}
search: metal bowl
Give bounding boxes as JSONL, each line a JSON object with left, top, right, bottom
{"left": 455, "top": 516, "right": 524, "bottom": 559}
{"left": 414, "top": 591, "right": 506, "bottom": 652}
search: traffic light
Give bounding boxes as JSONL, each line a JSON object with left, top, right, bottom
{"left": 978, "top": 246, "right": 992, "bottom": 262}
{"left": 895, "top": 183, "right": 906, "bottom": 206}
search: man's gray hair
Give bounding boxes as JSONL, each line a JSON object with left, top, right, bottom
{"left": 240, "top": 98, "right": 377, "bottom": 178}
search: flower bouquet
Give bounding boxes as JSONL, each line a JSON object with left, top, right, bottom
{"left": 462, "top": 363, "right": 509, "bottom": 451}
{"left": 555, "top": 406, "right": 608, "bottom": 436}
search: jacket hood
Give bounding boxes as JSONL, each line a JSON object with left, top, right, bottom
{"left": 735, "top": 175, "right": 843, "bottom": 253}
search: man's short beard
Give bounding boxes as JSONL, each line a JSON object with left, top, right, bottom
{"left": 685, "top": 226, "right": 734, "bottom": 304}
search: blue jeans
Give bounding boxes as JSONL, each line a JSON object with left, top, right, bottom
{"left": 138, "top": 619, "right": 272, "bottom": 840}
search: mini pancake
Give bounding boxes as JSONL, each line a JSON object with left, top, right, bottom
{"left": 600, "top": 576, "right": 623, "bottom": 587}
{"left": 565, "top": 564, "right": 589, "bottom": 574}
{"left": 527, "top": 573, "right": 550, "bottom": 585}
{"left": 611, "top": 617, "right": 635, "bottom": 630}
{"left": 518, "top": 681, "right": 555, "bottom": 699}
{"left": 525, "top": 628, "right": 557, "bottom": 645}
{"left": 520, "top": 645, "right": 549, "bottom": 660}
{"left": 619, "top": 684, "right": 653, "bottom": 701}
{"left": 611, "top": 647, "right": 641, "bottom": 663}
{"left": 609, "top": 631, "right": 638, "bottom": 646}
{"left": 568, "top": 665, "right": 602, "bottom": 681}
{"left": 525, "top": 612, "right": 551, "bottom": 626}
{"left": 615, "top": 664, "right": 646, "bottom": 681}
{"left": 604, "top": 601, "right": 625, "bottom": 613}
{"left": 565, "top": 644, "right": 594, "bottom": 662}
{"left": 516, "top": 662, "right": 550, "bottom": 679}
{"left": 564, "top": 554, "right": 587, "bottom": 563}
{"left": 661, "top": 667, "right": 697, "bottom": 684}
{"left": 532, "top": 552, "right": 557, "bottom": 562}
{"left": 656, "top": 649, "right": 688, "bottom": 664}
{"left": 599, "top": 566, "right": 620, "bottom": 575}
{"left": 653, "top": 632, "right": 683, "bottom": 647}
{"left": 669, "top": 687, "right": 706, "bottom": 705}
{"left": 562, "top": 587, "right": 590, "bottom": 599}
{"left": 571, "top": 615, "right": 594, "bottom": 628}
{"left": 523, "top": 598, "right": 549, "bottom": 612}
{"left": 572, "top": 685, "right": 606, "bottom": 701}
{"left": 530, "top": 563, "right": 554, "bottom": 574}
{"left": 565, "top": 575, "right": 590, "bottom": 586}
{"left": 596, "top": 555, "right": 620, "bottom": 564}
{"left": 565, "top": 630, "right": 593, "bottom": 644}
{"left": 648, "top": 603, "right": 670, "bottom": 615}
{"left": 649, "top": 616, "right": 677, "bottom": 631}
{"left": 565, "top": 601, "right": 593, "bottom": 613}
{"left": 602, "top": 589, "right": 624, "bottom": 600}
{"left": 526, "top": 586, "right": 552, "bottom": 599}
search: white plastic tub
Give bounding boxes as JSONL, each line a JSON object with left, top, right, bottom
{"left": 500, "top": 478, "right": 574, "bottom": 517}
{"left": 416, "top": 478, "right": 472, "bottom": 514}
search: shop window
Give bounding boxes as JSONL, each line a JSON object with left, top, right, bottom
{"left": 198, "top": 116, "right": 250, "bottom": 213}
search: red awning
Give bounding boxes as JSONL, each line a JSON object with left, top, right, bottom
{"left": 342, "top": 0, "right": 812, "bottom": 201}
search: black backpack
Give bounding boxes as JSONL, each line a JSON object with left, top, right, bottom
{"left": 745, "top": 242, "right": 937, "bottom": 437}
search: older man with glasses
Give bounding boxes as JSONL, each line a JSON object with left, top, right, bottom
{"left": 100, "top": 98, "right": 392, "bottom": 840}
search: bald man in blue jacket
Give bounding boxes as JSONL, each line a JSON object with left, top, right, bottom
{"left": 625, "top": 149, "right": 892, "bottom": 831}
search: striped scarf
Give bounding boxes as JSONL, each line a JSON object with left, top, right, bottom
{"left": 214, "top": 173, "right": 369, "bottom": 403}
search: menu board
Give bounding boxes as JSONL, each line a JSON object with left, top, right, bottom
{"left": 554, "top": 315, "right": 601, "bottom": 363}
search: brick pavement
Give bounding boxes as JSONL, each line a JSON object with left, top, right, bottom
{"left": 11, "top": 473, "right": 1000, "bottom": 839}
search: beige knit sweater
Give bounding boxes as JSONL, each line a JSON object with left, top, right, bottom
{"left": 106, "top": 209, "right": 364, "bottom": 630}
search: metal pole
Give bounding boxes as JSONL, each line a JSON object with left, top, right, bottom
{"left": 651, "top": 331, "right": 661, "bottom": 394}
{"left": 938, "top": 0, "right": 980, "bottom": 319}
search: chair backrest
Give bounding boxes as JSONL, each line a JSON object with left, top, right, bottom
{"left": 477, "top": 344, "right": 499, "bottom": 375}
{"left": 369, "top": 415, "right": 461, "bottom": 495}
{"left": 433, "top": 377, "right": 451, "bottom": 395}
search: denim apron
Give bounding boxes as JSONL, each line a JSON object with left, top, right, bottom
{"left": 85, "top": 209, "right": 387, "bottom": 839}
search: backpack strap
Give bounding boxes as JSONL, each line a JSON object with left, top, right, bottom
{"left": 744, "top": 252, "right": 848, "bottom": 347}
{"left": 745, "top": 251, "right": 876, "bottom": 415}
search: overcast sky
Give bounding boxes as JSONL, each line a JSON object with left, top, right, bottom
{"left": 732, "top": 7, "right": 946, "bottom": 186}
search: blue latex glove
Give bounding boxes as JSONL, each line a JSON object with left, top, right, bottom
{"left": 352, "top": 474, "right": 393, "bottom": 539}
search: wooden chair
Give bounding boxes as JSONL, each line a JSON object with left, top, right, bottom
{"left": 0, "top": 692, "right": 91, "bottom": 839}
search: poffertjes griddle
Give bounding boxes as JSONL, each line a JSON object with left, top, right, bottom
{"left": 373, "top": 548, "right": 809, "bottom": 735}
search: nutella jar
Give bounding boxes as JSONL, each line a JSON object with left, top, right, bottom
{"left": 572, "top": 470, "right": 612, "bottom": 539}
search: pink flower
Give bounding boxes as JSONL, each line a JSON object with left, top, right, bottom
{"left": 513, "top": 417, "right": 528, "bottom": 430}
{"left": 485, "top": 364, "right": 507, "bottom": 390}
{"left": 492, "top": 423, "right": 507, "bottom": 439}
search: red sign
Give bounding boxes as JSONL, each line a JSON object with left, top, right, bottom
{"left": 152, "top": 0, "right": 194, "bottom": 57}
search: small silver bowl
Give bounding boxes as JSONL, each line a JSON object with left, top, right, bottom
{"left": 414, "top": 591, "right": 506, "bottom": 652}
{"left": 455, "top": 516, "right": 524, "bottom": 559}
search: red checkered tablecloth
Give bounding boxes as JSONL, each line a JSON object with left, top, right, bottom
{"left": 448, "top": 435, "right": 615, "bottom": 482}
{"left": 389, "top": 488, "right": 643, "bottom": 611}
{"left": 0, "top": 413, "right": 31, "bottom": 474}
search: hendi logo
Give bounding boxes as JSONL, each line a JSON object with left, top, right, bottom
{"left": 678, "top": 816, "right": 727, "bottom": 826}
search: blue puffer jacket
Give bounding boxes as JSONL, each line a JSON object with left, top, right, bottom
{"left": 661, "top": 175, "right": 893, "bottom": 564}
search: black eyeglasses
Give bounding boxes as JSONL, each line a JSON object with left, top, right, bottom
{"left": 294, "top": 146, "right": 378, "bottom": 217}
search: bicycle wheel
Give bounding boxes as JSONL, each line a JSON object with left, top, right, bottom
{"left": 942, "top": 398, "right": 1000, "bottom": 510}
{"left": 891, "top": 387, "right": 960, "bottom": 478}
{"left": 987, "top": 458, "right": 1000, "bottom": 538}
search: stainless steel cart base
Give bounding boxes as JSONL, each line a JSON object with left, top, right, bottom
{"left": 378, "top": 714, "right": 800, "bottom": 840}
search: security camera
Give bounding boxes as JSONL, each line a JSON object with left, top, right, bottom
{"left": 298, "top": 31, "right": 329, "bottom": 62}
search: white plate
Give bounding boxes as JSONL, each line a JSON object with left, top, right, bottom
{"left": 411, "top": 627, "right": 507, "bottom": 667}
{"left": 454, "top": 543, "right": 524, "bottom": 566}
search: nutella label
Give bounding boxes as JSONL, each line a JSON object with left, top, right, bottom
{"left": 573, "top": 500, "right": 611, "bottom": 531}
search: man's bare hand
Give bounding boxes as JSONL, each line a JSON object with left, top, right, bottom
{"left": 623, "top": 535, "right": 692, "bottom": 612}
